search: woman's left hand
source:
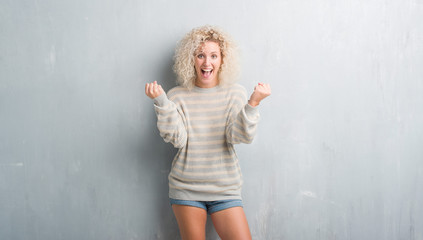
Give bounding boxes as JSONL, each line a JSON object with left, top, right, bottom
{"left": 248, "top": 83, "right": 271, "bottom": 107}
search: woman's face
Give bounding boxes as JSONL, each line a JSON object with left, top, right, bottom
{"left": 194, "top": 41, "right": 222, "bottom": 88}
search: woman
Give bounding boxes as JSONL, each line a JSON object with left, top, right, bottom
{"left": 145, "top": 25, "right": 271, "bottom": 240}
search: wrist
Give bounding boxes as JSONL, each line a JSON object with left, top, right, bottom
{"left": 153, "top": 93, "right": 168, "bottom": 106}
{"left": 248, "top": 99, "right": 260, "bottom": 107}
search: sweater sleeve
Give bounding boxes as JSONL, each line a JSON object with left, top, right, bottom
{"left": 225, "top": 92, "right": 260, "bottom": 144}
{"left": 153, "top": 93, "right": 187, "bottom": 148}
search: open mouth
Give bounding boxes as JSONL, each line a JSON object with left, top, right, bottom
{"left": 201, "top": 69, "right": 213, "bottom": 78}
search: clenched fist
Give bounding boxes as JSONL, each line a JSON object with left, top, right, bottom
{"left": 248, "top": 83, "right": 271, "bottom": 107}
{"left": 145, "top": 81, "right": 164, "bottom": 99}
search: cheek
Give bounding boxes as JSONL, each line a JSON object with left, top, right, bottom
{"left": 194, "top": 61, "right": 201, "bottom": 71}
{"left": 215, "top": 60, "right": 222, "bottom": 70}
{"left": 195, "top": 58, "right": 204, "bottom": 67}
{"left": 216, "top": 57, "right": 222, "bottom": 67}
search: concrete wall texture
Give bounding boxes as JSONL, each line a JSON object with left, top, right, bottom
{"left": 1, "top": 0, "right": 422, "bottom": 239}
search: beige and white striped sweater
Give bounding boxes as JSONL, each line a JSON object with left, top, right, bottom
{"left": 153, "top": 84, "right": 260, "bottom": 201}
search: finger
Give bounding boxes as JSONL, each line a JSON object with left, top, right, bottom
{"left": 265, "top": 84, "right": 271, "bottom": 92}
{"left": 149, "top": 84, "right": 155, "bottom": 96}
{"left": 154, "top": 82, "right": 162, "bottom": 94}
{"left": 256, "top": 85, "right": 264, "bottom": 92}
{"left": 259, "top": 83, "right": 268, "bottom": 90}
{"left": 264, "top": 86, "right": 271, "bottom": 96}
{"left": 146, "top": 83, "right": 152, "bottom": 96}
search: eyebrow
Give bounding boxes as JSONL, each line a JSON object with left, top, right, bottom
{"left": 197, "top": 51, "right": 219, "bottom": 54}
{"left": 195, "top": 50, "right": 220, "bottom": 55}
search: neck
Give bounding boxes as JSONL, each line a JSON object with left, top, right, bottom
{"left": 195, "top": 79, "right": 219, "bottom": 88}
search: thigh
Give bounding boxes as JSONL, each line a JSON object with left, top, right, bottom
{"left": 210, "top": 206, "right": 252, "bottom": 240}
{"left": 172, "top": 204, "right": 207, "bottom": 240}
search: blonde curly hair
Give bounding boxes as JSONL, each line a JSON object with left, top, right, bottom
{"left": 173, "top": 25, "right": 240, "bottom": 89}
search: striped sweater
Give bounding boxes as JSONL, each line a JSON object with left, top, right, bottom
{"left": 153, "top": 83, "right": 260, "bottom": 201}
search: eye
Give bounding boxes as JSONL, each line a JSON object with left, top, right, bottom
{"left": 197, "top": 54, "right": 204, "bottom": 59}
{"left": 211, "top": 54, "right": 218, "bottom": 59}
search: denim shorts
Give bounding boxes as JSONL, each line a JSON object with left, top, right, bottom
{"left": 170, "top": 198, "right": 243, "bottom": 215}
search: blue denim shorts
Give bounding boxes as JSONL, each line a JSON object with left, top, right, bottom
{"left": 170, "top": 198, "right": 243, "bottom": 215}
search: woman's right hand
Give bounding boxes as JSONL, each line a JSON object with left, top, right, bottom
{"left": 145, "top": 81, "right": 164, "bottom": 99}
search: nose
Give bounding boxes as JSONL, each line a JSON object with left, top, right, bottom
{"left": 204, "top": 56, "right": 211, "bottom": 65}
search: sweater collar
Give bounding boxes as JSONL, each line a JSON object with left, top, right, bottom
{"left": 192, "top": 85, "right": 221, "bottom": 93}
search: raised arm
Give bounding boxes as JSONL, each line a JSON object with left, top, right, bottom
{"left": 145, "top": 81, "right": 187, "bottom": 148}
{"left": 225, "top": 83, "right": 271, "bottom": 144}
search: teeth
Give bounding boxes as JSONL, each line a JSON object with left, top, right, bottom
{"left": 202, "top": 69, "right": 212, "bottom": 72}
